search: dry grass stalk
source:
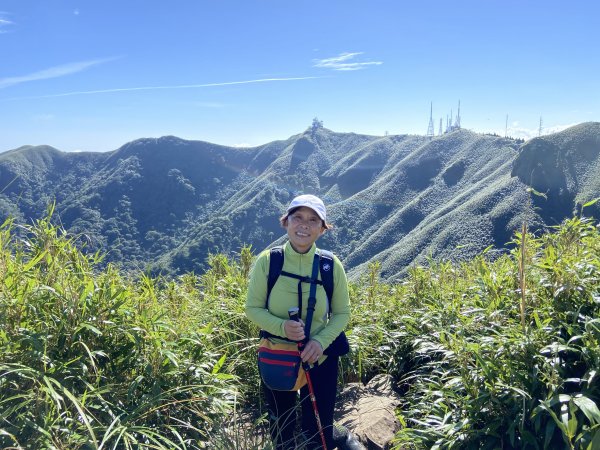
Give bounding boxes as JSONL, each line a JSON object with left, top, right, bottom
{"left": 519, "top": 222, "right": 527, "bottom": 331}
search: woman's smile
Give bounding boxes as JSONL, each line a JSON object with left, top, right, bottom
{"left": 286, "top": 207, "right": 324, "bottom": 253}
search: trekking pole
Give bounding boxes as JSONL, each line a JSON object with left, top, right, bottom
{"left": 289, "top": 307, "right": 328, "bottom": 450}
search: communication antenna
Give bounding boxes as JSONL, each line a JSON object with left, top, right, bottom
{"left": 438, "top": 118, "right": 442, "bottom": 136}
{"left": 505, "top": 114, "right": 508, "bottom": 138}
{"left": 427, "top": 102, "right": 435, "bottom": 137}
{"left": 538, "top": 116, "right": 543, "bottom": 136}
{"left": 455, "top": 100, "right": 461, "bottom": 128}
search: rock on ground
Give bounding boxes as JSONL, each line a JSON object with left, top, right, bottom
{"left": 335, "top": 374, "right": 401, "bottom": 450}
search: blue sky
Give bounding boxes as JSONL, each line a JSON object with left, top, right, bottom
{"left": 0, "top": 1, "right": 598, "bottom": 152}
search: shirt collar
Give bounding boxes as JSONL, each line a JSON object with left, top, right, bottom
{"left": 283, "top": 241, "right": 316, "bottom": 259}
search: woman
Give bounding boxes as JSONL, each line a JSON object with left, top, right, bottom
{"left": 245, "top": 194, "right": 351, "bottom": 449}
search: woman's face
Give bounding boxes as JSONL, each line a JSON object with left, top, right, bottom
{"left": 285, "top": 206, "right": 325, "bottom": 254}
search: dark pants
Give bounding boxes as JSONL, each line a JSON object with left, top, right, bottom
{"left": 263, "top": 355, "right": 339, "bottom": 450}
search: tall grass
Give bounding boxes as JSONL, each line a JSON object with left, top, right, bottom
{"left": 388, "top": 216, "right": 600, "bottom": 449}
{"left": 1, "top": 209, "right": 599, "bottom": 449}
{"left": 0, "top": 212, "right": 238, "bottom": 449}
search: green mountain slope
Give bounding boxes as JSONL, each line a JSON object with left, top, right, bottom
{"left": 0, "top": 122, "right": 598, "bottom": 278}
{"left": 512, "top": 122, "right": 600, "bottom": 222}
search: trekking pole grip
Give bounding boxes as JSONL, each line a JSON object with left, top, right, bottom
{"left": 288, "top": 307, "right": 300, "bottom": 322}
{"left": 288, "top": 307, "right": 305, "bottom": 347}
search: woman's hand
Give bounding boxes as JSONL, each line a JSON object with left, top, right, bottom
{"left": 284, "top": 319, "right": 305, "bottom": 341}
{"left": 301, "top": 339, "right": 323, "bottom": 364}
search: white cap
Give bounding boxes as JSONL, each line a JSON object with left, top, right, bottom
{"left": 286, "top": 194, "right": 327, "bottom": 223}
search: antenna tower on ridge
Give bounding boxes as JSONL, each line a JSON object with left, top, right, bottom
{"left": 505, "top": 114, "right": 508, "bottom": 138}
{"left": 427, "top": 102, "right": 435, "bottom": 137}
{"left": 455, "top": 100, "right": 461, "bottom": 128}
{"left": 438, "top": 118, "right": 442, "bottom": 136}
{"left": 538, "top": 116, "right": 543, "bottom": 136}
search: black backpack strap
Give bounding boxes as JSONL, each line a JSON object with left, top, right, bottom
{"left": 266, "top": 246, "right": 284, "bottom": 309}
{"left": 318, "top": 249, "right": 334, "bottom": 316}
{"left": 264, "top": 247, "right": 330, "bottom": 343}
{"left": 303, "top": 254, "right": 321, "bottom": 342}
{"left": 278, "top": 270, "right": 322, "bottom": 315}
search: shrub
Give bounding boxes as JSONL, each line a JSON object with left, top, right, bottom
{"left": 0, "top": 213, "right": 236, "bottom": 449}
{"left": 390, "top": 217, "right": 600, "bottom": 449}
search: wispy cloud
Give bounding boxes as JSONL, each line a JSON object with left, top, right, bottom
{"left": 3, "top": 76, "right": 321, "bottom": 100}
{"left": 0, "top": 57, "right": 119, "bottom": 89}
{"left": 0, "top": 16, "right": 13, "bottom": 33}
{"left": 313, "top": 52, "right": 383, "bottom": 71}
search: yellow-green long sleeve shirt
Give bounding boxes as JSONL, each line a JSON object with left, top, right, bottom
{"left": 245, "top": 241, "right": 350, "bottom": 352}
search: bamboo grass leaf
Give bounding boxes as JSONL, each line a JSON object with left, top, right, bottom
{"left": 76, "top": 323, "right": 103, "bottom": 337}
{"left": 0, "top": 429, "right": 19, "bottom": 447}
{"left": 52, "top": 380, "right": 99, "bottom": 443}
{"left": 212, "top": 353, "right": 227, "bottom": 375}
{"left": 42, "top": 376, "right": 64, "bottom": 410}
{"left": 97, "top": 416, "right": 124, "bottom": 450}
{"left": 533, "top": 402, "right": 570, "bottom": 442}
{"left": 560, "top": 404, "right": 572, "bottom": 438}
{"left": 76, "top": 340, "right": 99, "bottom": 376}
{"left": 586, "top": 370, "right": 598, "bottom": 388}
{"left": 161, "top": 349, "right": 179, "bottom": 368}
{"left": 568, "top": 401, "right": 578, "bottom": 438}
{"left": 590, "top": 429, "right": 600, "bottom": 450}
{"left": 544, "top": 421, "right": 556, "bottom": 449}
{"left": 23, "top": 249, "right": 47, "bottom": 272}
{"left": 573, "top": 396, "right": 600, "bottom": 425}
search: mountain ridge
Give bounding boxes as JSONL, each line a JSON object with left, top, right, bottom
{"left": 0, "top": 122, "right": 598, "bottom": 279}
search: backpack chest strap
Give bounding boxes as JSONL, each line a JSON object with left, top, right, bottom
{"left": 278, "top": 256, "right": 321, "bottom": 342}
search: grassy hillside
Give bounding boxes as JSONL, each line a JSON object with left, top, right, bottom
{"left": 0, "top": 123, "right": 598, "bottom": 280}
{"left": 0, "top": 145, "right": 105, "bottom": 221}
{"left": 1, "top": 208, "right": 599, "bottom": 449}
{"left": 512, "top": 122, "right": 600, "bottom": 224}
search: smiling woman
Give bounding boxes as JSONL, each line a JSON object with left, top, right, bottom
{"left": 245, "top": 194, "right": 354, "bottom": 449}
{"left": 281, "top": 196, "right": 333, "bottom": 254}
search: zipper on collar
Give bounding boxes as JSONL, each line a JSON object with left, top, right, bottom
{"left": 286, "top": 242, "right": 315, "bottom": 274}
